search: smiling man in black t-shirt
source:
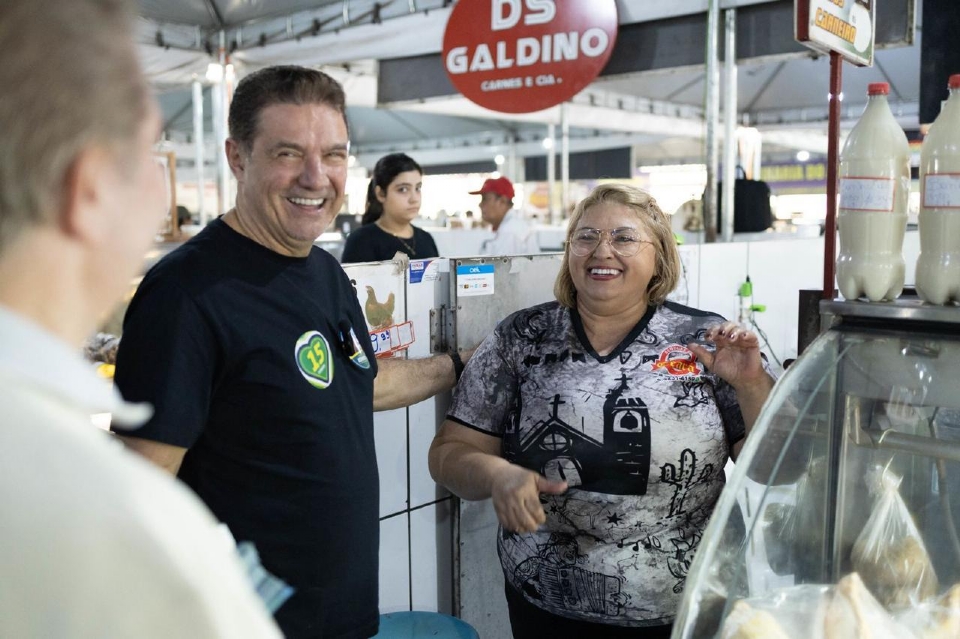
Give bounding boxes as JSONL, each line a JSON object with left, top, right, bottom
{"left": 114, "top": 66, "right": 463, "bottom": 639}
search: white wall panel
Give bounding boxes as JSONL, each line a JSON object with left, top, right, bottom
{"left": 409, "top": 402, "right": 447, "bottom": 508}
{"left": 375, "top": 408, "right": 409, "bottom": 518}
{"left": 673, "top": 244, "right": 702, "bottom": 308}
{"left": 378, "top": 514, "right": 411, "bottom": 614}
{"left": 697, "top": 242, "right": 749, "bottom": 321}
{"left": 903, "top": 229, "right": 920, "bottom": 287}
{"left": 410, "top": 501, "right": 455, "bottom": 615}
{"left": 405, "top": 258, "right": 451, "bottom": 508}
{"left": 746, "top": 238, "right": 824, "bottom": 363}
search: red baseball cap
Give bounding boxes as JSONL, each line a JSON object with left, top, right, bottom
{"left": 469, "top": 176, "right": 514, "bottom": 199}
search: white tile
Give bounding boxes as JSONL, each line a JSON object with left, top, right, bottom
{"left": 375, "top": 407, "right": 408, "bottom": 517}
{"left": 379, "top": 514, "right": 411, "bottom": 614}
{"left": 410, "top": 500, "right": 454, "bottom": 614}
{"left": 409, "top": 397, "right": 450, "bottom": 508}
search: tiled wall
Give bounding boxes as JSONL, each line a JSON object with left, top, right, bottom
{"left": 344, "top": 259, "right": 455, "bottom": 616}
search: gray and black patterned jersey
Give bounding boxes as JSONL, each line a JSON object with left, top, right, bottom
{"left": 448, "top": 300, "right": 775, "bottom": 627}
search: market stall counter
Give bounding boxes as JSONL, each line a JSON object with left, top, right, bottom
{"left": 674, "top": 297, "right": 960, "bottom": 638}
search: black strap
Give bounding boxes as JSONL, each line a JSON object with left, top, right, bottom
{"left": 448, "top": 350, "right": 464, "bottom": 383}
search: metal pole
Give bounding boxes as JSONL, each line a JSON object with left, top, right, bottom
{"left": 210, "top": 67, "right": 224, "bottom": 216}
{"left": 824, "top": 51, "right": 843, "bottom": 299}
{"left": 222, "top": 62, "right": 235, "bottom": 213}
{"left": 192, "top": 79, "right": 206, "bottom": 226}
{"left": 508, "top": 137, "right": 519, "bottom": 185}
{"left": 547, "top": 123, "right": 556, "bottom": 226}
{"left": 721, "top": 8, "right": 737, "bottom": 242}
{"left": 561, "top": 103, "right": 570, "bottom": 222}
{"left": 703, "top": 0, "right": 721, "bottom": 243}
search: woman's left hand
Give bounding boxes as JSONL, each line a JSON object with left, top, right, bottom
{"left": 688, "top": 321, "right": 766, "bottom": 392}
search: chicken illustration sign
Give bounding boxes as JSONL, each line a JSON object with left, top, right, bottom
{"left": 362, "top": 284, "right": 414, "bottom": 359}
{"left": 442, "top": 0, "right": 618, "bottom": 114}
{"left": 364, "top": 285, "right": 395, "bottom": 331}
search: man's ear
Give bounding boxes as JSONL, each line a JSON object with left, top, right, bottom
{"left": 225, "top": 138, "right": 246, "bottom": 181}
{"left": 61, "top": 146, "right": 113, "bottom": 244}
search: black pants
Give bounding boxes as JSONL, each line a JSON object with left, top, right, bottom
{"left": 504, "top": 584, "right": 673, "bottom": 639}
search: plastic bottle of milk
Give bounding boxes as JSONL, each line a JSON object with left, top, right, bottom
{"left": 836, "top": 82, "right": 910, "bottom": 302}
{"left": 916, "top": 74, "right": 960, "bottom": 305}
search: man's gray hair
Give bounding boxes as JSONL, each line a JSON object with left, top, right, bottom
{"left": 0, "top": 0, "right": 147, "bottom": 251}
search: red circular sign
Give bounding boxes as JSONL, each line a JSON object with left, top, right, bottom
{"left": 442, "top": 0, "right": 618, "bottom": 114}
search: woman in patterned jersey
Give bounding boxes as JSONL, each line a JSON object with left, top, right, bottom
{"left": 429, "top": 183, "right": 777, "bottom": 638}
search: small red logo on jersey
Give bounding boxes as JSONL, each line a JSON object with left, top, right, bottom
{"left": 652, "top": 345, "right": 704, "bottom": 377}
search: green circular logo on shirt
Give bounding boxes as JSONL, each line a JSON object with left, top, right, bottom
{"left": 295, "top": 331, "right": 334, "bottom": 389}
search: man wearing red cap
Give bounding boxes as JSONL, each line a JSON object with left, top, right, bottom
{"left": 470, "top": 176, "right": 540, "bottom": 255}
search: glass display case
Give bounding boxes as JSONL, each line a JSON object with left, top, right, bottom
{"left": 674, "top": 298, "right": 960, "bottom": 638}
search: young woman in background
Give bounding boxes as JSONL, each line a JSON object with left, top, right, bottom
{"left": 341, "top": 153, "right": 439, "bottom": 262}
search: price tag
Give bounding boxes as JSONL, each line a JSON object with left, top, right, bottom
{"left": 840, "top": 177, "right": 896, "bottom": 212}
{"left": 923, "top": 174, "right": 960, "bottom": 209}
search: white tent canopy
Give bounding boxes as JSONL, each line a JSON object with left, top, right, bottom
{"left": 140, "top": 0, "right": 922, "bottom": 170}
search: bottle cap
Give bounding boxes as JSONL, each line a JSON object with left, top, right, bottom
{"left": 949, "top": 74, "right": 960, "bottom": 89}
{"left": 867, "top": 82, "right": 890, "bottom": 96}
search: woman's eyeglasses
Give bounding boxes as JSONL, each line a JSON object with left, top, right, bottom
{"left": 568, "top": 228, "right": 651, "bottom": 257}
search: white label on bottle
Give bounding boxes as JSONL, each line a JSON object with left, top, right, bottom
{"left": 923, "top": 174, "right": 960, "bottom": 209}
{"left": 839, "top": 177, "right": 896, "bottom": 212}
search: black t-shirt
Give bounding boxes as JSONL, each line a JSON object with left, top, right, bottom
{"left": 340, "top": 223, "right": 439, "bottom": 263}
{"left": 114, "top": 218, "right": 380, "bottom": 639}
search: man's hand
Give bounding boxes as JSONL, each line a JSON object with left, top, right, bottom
{"left": 491, "top": 465, "right": 567, "bottom": 533}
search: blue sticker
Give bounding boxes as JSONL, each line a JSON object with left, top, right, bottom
{"left": 456, "top": 264, "right": 495, "bottom": 276}
{"left": 409, "top": 259, "right": 433, "bottom": 284}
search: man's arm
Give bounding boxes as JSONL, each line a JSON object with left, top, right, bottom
{"left": 117, "top": 436, "right": 188, "bottom": 475}
{"left": 373, "top": 353, "right": 459, "bottom": 411}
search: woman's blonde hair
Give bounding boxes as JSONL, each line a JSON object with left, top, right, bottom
{"left": 553, "top": 183, "right": 681, "bottom": 308}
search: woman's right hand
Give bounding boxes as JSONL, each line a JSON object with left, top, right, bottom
{"left": 491, "top": 465, "right": 568, "bottom": 533}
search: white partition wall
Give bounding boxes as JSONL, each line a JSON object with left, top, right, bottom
{"left": 343, "top": 258, "right": 454, "bottom": 617}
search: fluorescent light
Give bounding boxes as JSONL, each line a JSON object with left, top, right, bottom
{"left": 796, "top": 150, "right": 810, "bottom": 162}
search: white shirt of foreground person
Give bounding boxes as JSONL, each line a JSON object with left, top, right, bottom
{"left": 481, "top": 209, "right": 540, "bottom": 255}
{"left": 0, "top": 306, "right": 282, "bottom": 639}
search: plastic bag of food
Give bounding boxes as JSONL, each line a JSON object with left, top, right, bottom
{"left": 721, "top": 600, "right": 793, "bottom": 639}
{"left": 719, "top": 575, "right": 917, "bottom": 639}
{"left": 823, "top": 572, "right": 916, "bottom": 639}
{"left": 895, "top": 583, "right": 960, "bottom": 639}
{"left": 851, "top": 466, "right": 939, "bottom": 607}
{"left": 720, "top": 585, "right": 832, "bottom": 639}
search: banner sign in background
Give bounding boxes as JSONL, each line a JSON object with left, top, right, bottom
{"left": 442, "top": 0, "right": 618, "bottom": 114}
{"left": 795, "top": 0, "right": 875, "bottom": 66}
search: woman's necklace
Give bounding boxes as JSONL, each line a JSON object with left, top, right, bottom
{"left": 377, "top": 221, "right": 417, "bottom": 255}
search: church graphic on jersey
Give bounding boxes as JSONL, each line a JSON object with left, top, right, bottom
{"left": 508, "top": 374, "right": 651, "bottom": 495}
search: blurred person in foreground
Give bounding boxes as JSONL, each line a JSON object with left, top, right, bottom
{"left": 0, "top": 1, "right": 280, "bottom": 637}
{"left": 341, "top": 152, "right": 439, "bottom": 262}
{"left": 113, "top": 65, "right": 465, "bottom": 639}
{"left": 471, "top": 175, "right": 540, "bottom": 255}
{"left": 429, "top": 183, "right": 777, "bottom": 638}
